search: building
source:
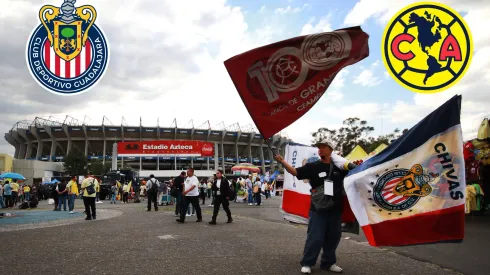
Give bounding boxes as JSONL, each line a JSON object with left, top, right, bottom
{"left": 5, "top": 116, "right": 290, "bottom": 175}
{"left": 0, "top": 153, "right": 14, "bottom": 173}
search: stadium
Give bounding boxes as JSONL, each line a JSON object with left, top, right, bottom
{"left": 4, "top": 116, "right": 291, "bottom": 175}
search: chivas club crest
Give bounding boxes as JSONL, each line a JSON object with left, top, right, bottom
{"left": 372, "top": 164, "right": 438, "bottom": 212}
{"left": 26, "top": 0, "right": 110, "bottom": 95}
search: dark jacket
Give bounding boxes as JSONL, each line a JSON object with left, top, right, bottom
{"left": 212, "top": 177, "right": 230, "bottom": 197}
{"left": 173, "top": 175, "right": 185, "bottom": 192}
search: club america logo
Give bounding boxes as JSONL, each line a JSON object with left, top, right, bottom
{"left": 26, "top": 0, "right": 110, "bottom": 95}
{"left": 371, "top": 164, "right": 437, "bottom": 212}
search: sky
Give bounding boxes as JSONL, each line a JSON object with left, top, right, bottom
{"left": 1, "top": 0, "right": 489, "bottom": 156}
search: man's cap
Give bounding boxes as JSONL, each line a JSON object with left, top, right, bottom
{"left": 180, "top": 171, "right": 186, "bottom": 175}
{"left": 314, "top": 138, "right": 336, "bottom": 149}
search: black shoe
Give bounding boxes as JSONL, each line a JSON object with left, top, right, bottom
{"left": 196, "top": 219, "right": 202, "bottom": 222}
{"left": 85, "top": 217, "right": 92, "bottom": 220}
{"left": 209, "top": 220, "right": 217, "bottom": 225}
{"left": 92, "top": 216, "right": 96, "bottom": 220}
{"left": 176, "top": 219, "right": 184, "bottom": 223}
{"left": 227, "top": 218, "right": 233, "bottom": 223}
{"left": 147, "top": 209, "right": 151, "bottom": 211}
{"left": 155, "top": 209, "right": 158, "bottom": 211}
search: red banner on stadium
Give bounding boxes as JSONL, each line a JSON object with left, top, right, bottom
{"left": 117, "top": 140, "right": 214, "bottom": 157}
{"left": 224, "top": 26, "right": 369, "bottom": 139}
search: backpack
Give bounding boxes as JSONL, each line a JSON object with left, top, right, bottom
{"left": 150, "top": 179, "right": 158, "bottom": 193}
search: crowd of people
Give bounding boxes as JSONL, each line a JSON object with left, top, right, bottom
{"left": 0, "top": 179, "right": 39, "bottom": 209}
{"left": 1, "top": 139, "right": 355, "bottom": 275}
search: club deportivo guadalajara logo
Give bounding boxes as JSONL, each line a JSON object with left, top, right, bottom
{"left": 26, "top": 0, "right": 110, "bottom": 95}
{"left": 371, "top": 164, "right": 438, "bottom": 212}
{"left": 382, "top": 2, "right": 473, "bottom": 93}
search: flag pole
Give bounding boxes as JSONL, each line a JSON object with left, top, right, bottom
{"left": 263, "top": 138, "right": 276, "bottom": 157}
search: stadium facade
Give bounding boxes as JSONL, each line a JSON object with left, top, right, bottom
{"left": 5, "top": 117, "right": 291, "bottom": 174}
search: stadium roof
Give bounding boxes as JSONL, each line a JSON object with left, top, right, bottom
{"left": 10, "top": 116, "right": 290, "bottom": 139}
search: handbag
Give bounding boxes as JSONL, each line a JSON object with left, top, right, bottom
{"left": 310, "top": 163, "right": 335, "bottom": 212}
{"left": 86, "top": 180, "right": 96, "bottom": 195}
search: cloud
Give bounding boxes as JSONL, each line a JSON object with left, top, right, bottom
{"left": 259, "top": 5, "right": 266, "bottom": 13}
{"left": 300, "top": 16, "right": 333, "bottom": 35}
{"left": 331, "top": 70, "right": 349, "bottom": 88}
{"left": 323, "top": 102, "right": 382, "bottom": 121}
{"left": 353, "top": 70, "right": 382, "bottom": 86}
{"left": 274, "top": 4, "right": 310, "bottom": 15}
{"left": 325, "top": 90, "right": 344, "bottom": 102}
{"left": 343, "top": 0, "right": 485, "bottom": 26}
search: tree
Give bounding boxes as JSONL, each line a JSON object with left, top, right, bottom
{"left": 89, "top": 159, "right": 104, "bottom": 175}
{"left": 63, "top": 149, "right": 88, "bottom": 178}
{"left": 311, "top": 117, "right": 408, "bottom": 157}
{"left": 103, "top": 162, "right": 112, "bottom": 173}
{"left": 312, "top": 117, "right": 374, "bottom": 156}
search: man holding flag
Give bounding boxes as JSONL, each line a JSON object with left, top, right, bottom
{"left": 225, "top": 26, "right": 370, "bottom": 274}
{"left": 275, "top": 139, "right": 357, "bottom": 274}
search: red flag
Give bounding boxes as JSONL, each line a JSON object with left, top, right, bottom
{"left": 225, "top": 26, "right": 369, "bottom": 139}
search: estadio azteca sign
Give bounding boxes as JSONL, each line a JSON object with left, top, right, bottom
{"left": 117, "top": 140, "right": 214, "bottom": 157}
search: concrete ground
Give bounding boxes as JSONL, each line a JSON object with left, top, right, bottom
{"left": 0, "top": 196, "right": 478, "bottom": 275}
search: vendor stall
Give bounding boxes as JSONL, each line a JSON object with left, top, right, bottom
{"left": 463, "top": 118, "right": 490, "bottom": 214}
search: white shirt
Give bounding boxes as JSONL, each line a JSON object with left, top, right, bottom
{"left": 217, "top": 179, "right": 221, "bottom": 188}
{"left": 184, "top": 176, "right": 199, "bottom": 196}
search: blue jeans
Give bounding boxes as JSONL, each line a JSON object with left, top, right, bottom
{"left": 68, "top": 194, "right": 76, "bottom": 211}
{"left": 111, "top": 194, "right": 116, "bottom": 203}
{"left": 0, "top": 196, "right": 5, "bottom": 208}
{"left": 58, "top": 194, "right": 68, "bottom": 211}
{"left": 300, "top": 210, "right": 342, "bottom": 269}
{"left": 248, "top": 189, "right": 254, "bottom": 203}
{"left": 25, "top": 192, "right": 30, "bottom": 201}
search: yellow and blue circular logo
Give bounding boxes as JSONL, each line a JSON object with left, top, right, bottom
{"left": 382, "top": 2, "right": 473, "bottom": 93}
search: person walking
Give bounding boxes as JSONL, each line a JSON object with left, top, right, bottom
{"left": 81, "top": 174, "right": 99, "bottom": 220}
{"left": 66, "top": 176, "right": 78, "bottom": 214}
{"left": 10, "top": 180, "right": 19, "bottom": 206}
{"left": 57, "top": 180, "right": 68, "bottom": 211}
{"left": 0, "top": 183, "right": 5, "bottom": 208}
{"left": 23, "top": 184, "right": 31, "bottom": 201}
{"left": 3, "top": 181, "right": 13, "bottom": 208}
{"left": 123, "top": 182, "right": 129, "bottom": 203}
{"left": 110, "top": 182, "right": 118, "bottom": 204}
{"left": 209, "top": 169, "right": 233, "bottom": 224}
{"left": 176, "top": 168, "right": 202, "bottom": 223}
{"left": 246, "top": 175, "right": 253, "bottom": 205}
{"left": 146, "top": 174, "right": 160, "bottom": 211}
{"left": 265, "top": 181, "right": 271, "bottom": 199}
{"left": 207, "top": 180, "right": 212, "bottom": 199}
{"left": 274, "top": 139, "right": 357, "bottom": 274}
{"left": 254, "top": 177, "right": 262, "bottom": 206}
{"left": 173, "top": 172, "right": 186, "bottom": 217}
{"left": 199, "top": 180, "right": 207, "bottom": 205}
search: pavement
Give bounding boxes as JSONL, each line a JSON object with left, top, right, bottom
{"left": 0, "top": 196, "right": 482, "bottom": 275}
